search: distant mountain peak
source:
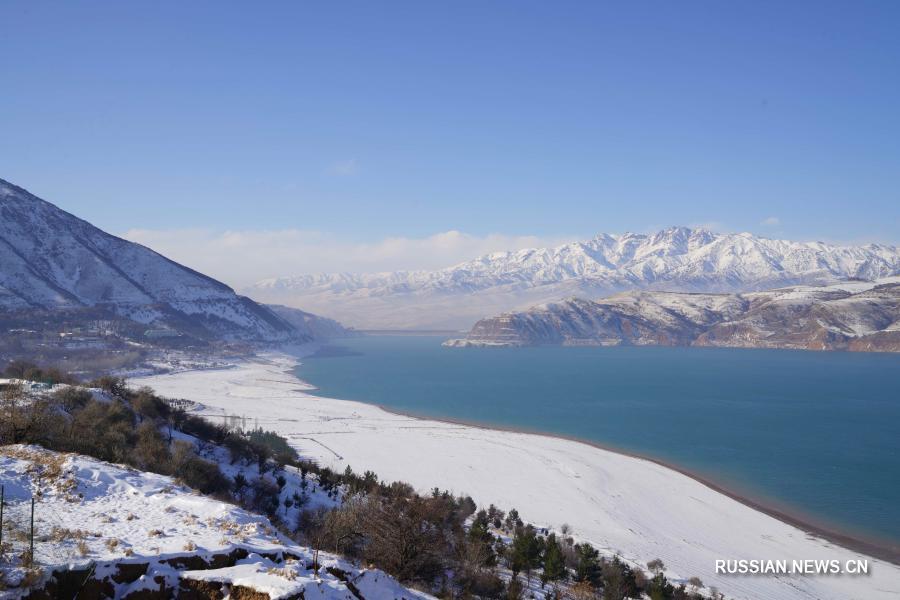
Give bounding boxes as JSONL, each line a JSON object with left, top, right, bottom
{"left": 245, "top": 227, "right": 900, "bottom": 330}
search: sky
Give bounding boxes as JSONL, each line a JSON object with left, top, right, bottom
{"left": 2, "top": 1, "right": 899, "bottom": 286}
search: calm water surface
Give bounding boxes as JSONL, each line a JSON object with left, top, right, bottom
{"left": 296, "top": 335, "right": 900, "bottom": 547}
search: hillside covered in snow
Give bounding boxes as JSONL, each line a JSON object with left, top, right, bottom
{"left": 246, "top": 227, "right": 900, "bottom": 330}
{"left": 445, "top": 277, "right": 900, "bottom": 351}
{"left": 0, "top": 445, "right": 427, "bottom": 600}
{"left": 0, "top": 178, "right": 345, "bottom": 344}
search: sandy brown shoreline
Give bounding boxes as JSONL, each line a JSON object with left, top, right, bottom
{"left": 290, "top": 358, "right": 900, "bottom": 566}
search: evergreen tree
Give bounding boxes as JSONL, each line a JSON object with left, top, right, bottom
{"left": 504, "top": 508, "right": 521, "bottom": 530}
{"left": 602, "top": 556, "right": 637, "bottom": 600}
{"left": 468, "top": 509, "right": 497, "bottom": 566}
{"left": 574, "top": 543, "right": 602, "bottom": 586}
{"left": 541, "top": 533, "right": 567, "bottom": 586}
{"left": 506, "top": 575, "right": 524, "bottom": 600}
{"left": 648, "top": 572, "right": 674, "bottom": 600}
{"left": 509, "top": 525, "right": 543, "bottom": 582}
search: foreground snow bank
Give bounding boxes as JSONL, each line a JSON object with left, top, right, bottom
{"left": 0, "top": 446, "right": 430, "bottom": 600}
{"left": 135, "top": 351, "right": 900, "bottom": 600}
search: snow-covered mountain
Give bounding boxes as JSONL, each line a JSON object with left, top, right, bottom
{"left": 266, "top": 304, "right": 357, "bottom": 339}
{"left": 445, "top": 277, "right": 900, "bottom": 352}
{"left": 0, "top": 178, "right": 303, "bottom": 342}
{"left": 246, "top": 227, "right": 900, "bottom": 329}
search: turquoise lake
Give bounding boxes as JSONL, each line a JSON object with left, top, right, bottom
{"left": 296, "top": 335, "right": 900, "bottom": 549}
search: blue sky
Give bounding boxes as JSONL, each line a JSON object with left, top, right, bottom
{"left": 1, "top": 1, "right": 899, "bottom": 282}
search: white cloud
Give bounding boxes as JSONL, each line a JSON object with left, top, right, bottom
{"left": 121, "top": 228, "right": 574, "bottom": 289}
{"left": 761, "top": 216, "right": 780, "bottom": 226}
{"left": 326, "top": 159, "right": 358, "bottom": 177}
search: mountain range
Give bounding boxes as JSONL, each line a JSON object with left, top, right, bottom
{"left": 247, "top": 228, "right": 900, "bottom": 329}
{"left": 0, "top": 178, "right": 345, "bottom": 343}
{"left": 444, "top": 277, "right": 900, "bottom": 352}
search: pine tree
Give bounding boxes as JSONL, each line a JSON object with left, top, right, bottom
{"left": 647, "top": 572, "right": 673, "bottom": 600}
{"left": 541, "top": 533, "right": 567, "bottom": 586}
{"left": 510, "top": 525, "right": 543, "bottom": 582}
{"left": 574, "top": 543, "right": 602, "bottom": 585}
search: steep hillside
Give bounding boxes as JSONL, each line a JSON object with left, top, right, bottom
{"left": 0, "top": 445, "right": 429, "bottom": 600}
{"left": 247, "top": 227, "right": 900, "bottom": 329}
{"left": 445, "top": 277, "right": 900, "bottom": 351}
{"left": 0, "top": 178, "right": 297, "bottom": 342}
{"left": 266, "top": 304, "right": 357, "bottom": 339}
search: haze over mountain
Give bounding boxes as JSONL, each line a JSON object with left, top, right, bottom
{"left": 246, "top": 227, "right": 900, "bottom": 330}
{"left": 0, "top": 178, "right": 340, "bottom": 342}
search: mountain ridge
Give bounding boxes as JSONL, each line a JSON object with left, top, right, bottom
{"left": 246, "top": 227, "right": 900, "bottom": 329}
{"left": 0, "top": 178, "right": 327, "bottom": 342}
{"left": 444, "top": 277, "right": 900, "bottom": 352}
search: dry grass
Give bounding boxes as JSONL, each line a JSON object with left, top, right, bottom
{"left": 7, "top": 526, "right": 30, "bottom": 543}
{"left": 0, "top": 446, "right": 79, "bottom": 501}
{"left": 182, "top": 540, "right": 197, "bottom": 552}
{"left": 104, "top": 538, "right": 119, "bottom": 551}
{"left": 267, "top": 566, "right": 298, "bottom": 581}
{"left": 76, "top": 540, "right": 90, "bottom": 557}
{"left": 19, "top": 549, "right": 33, "bottom": 567}
{"left": 20, "top": 567, "right": 44, "bottom": 589}
{"left": 49, "top": 527, "right": 88, "bottom": 542}
{"left": 147, "top": 529, "right": 164, "bottom": 538}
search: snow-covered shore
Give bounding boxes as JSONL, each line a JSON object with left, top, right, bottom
{"left": 134, "top": 349, "right": 900, "bottom": 600}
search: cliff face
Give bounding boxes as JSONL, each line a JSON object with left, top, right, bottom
{"left": 445, "top": 278, "right": 900, "bottom": 352}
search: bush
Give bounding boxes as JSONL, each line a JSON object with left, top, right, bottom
{"left": 69, "top": 400, "right": 135, "bottom": 463}
{"left": 251, "top": 476, "right": 282, "bottom": 517}
{"left": 1, "top": 386, "right": 66, "bottom": 446}
{"left": 247, "top": 427, "right": 297, "bottom": 462}
{"left": 132, "top": 421, "right": 172, "bottom": 473}
{"left": 89, "top": 375, "right": 128, "bottom": 397}
{"left": 4, "top": 360, "right": 78, "bottom": 385}
{"left": 52, "top": 387, "right": 93, "bottom": 411}
{"left": 223, "top": 432, "right": 258, "bottom": 464}
{"left": 178, "top": 413, "right": 228, "bottom": 444}
{"left": 130, "top": 387, "right": 170, "bottom": 422}
{"left": 171, "top": 440, "right": 231, "bottom": 495}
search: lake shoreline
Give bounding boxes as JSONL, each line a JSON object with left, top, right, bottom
{"left": 134, "top": 349, "right": 900, "bottom": 599}
{"left": 334, "top": 398, "right": 900, "bottom": 565}
{"left": 297, "top": 339, "right": 900, "bottom": 564}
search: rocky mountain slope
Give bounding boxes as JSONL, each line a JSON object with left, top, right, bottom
{"left": 247, "top": 228, "right": 900, "bottom": 329}
{"left": 266, "top": 304, "right": 356, "bottom": 339}
{"left": 0, "top": 178, "right": 336, "bottom": 342}
{"left": 445, "top": 277, "right": 900, "bottom": 352}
